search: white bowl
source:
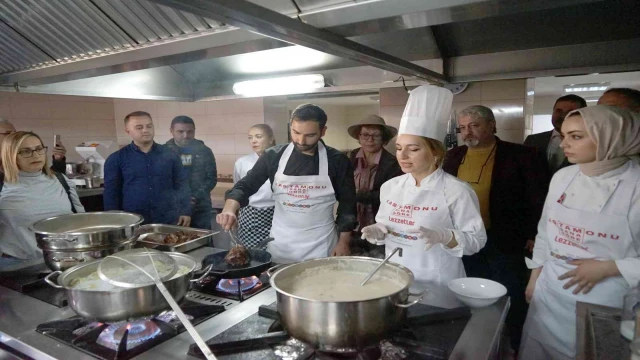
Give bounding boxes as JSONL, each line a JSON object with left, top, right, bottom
{"left": 448, "top": 277, "right": 507, "bottom": 308}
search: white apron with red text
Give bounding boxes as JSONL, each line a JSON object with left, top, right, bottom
{"left": 377, "top": 170, "right": 465, "bottom": 285}
{"left": 520, "top": 165, "right": 636, "bottom": 359}
{"left": 268, "top": 142, "right": 338, "bottom": 264}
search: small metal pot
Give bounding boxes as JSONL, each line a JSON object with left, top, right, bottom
{"left": 32, "top": 212, "right": 143, "bottom": 250}
{"left": 269, "top": 257, "right": 424, "bottom": 350}
{"left": 83, "top": 176, "right": 103, "bottom": 189}
{"left": 41, "top": 238, "right": 136, "bottom": 271}
{"left": 65, "top": 162, "right": 94, "bottom": 177}
{"left": 44, "top": 252, "right": 212, "bottom": 321}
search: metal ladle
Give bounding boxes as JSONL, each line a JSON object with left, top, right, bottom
{"left": 360, "top": 247, "right": 403, "bottom": 286}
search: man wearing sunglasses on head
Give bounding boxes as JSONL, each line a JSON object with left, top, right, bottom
{"left": 441, "top": 105, "right": 549, "bottom": 356}
{"left": 0, "top": 118, "right": 67, "bottom": 173}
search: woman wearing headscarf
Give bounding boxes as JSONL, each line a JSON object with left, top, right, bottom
{"left": 360, "top": 86, "right": 486, "bottom": 290}
{"left": 233, "top": 124, "right": 276, "bottom": 248}
{"left": 346, "top": 115, "right": 403, "bottom": 253}
{"left": 520, "top": 105, "right": 640, "bottom": 360}
{"left": 0, "top": 131, "right": 85, "bottom": 268}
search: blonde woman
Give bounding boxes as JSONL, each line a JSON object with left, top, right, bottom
{"left": 0, "top": 131, "right": 84, "bottom": 268}
{"left": 233, "top": 124, "right": 276, "bottom": 248}
{"left": 361, "top": 86, "right": 486, "bottom": 288}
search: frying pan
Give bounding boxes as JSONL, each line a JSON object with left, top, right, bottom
{"left": 201, "top": 249, "right": 272, "bottom": 279}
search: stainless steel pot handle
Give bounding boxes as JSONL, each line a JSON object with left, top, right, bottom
{"left": 44, "top": 271, "right": 63, "bottom": 289}
{"left": 266, "top": 263, "right": 290, "bottom": 278}
{"left": 52, "top": 256, "right": 86, "bottom": 263}
{"left": 190, "top": 264, "right": 214, "bottom": 283}
{"left": 393, "top": 290, "right": 426, "bottom": 308}
{"left": 43, "top": 235, "right": 78, "bottom": 243}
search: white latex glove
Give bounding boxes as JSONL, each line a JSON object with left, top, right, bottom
{"left": 407, "top": 227, "right": 453, "bottom": 251}
{"left": 361, "top": 223, "right": 388, "bottom": 245}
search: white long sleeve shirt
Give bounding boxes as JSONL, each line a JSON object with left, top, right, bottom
{"left": 529, "top": 161, "right": 640, "bottom": 287}
{"left": 0, "top": 172, "right": 86, "bottom": 259}
{"left": 377, "top": 169, "right": 487, "bottom": 256}
{"left": 233, "top": 153, "right": 275, "bottom": 208}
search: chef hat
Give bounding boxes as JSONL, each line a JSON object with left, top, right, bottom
{"left": 398, "top": 85, "right": 453, "bottom": 140}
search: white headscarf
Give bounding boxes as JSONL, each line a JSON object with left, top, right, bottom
{"left": 568, "top": 105, "right": 640, "bottom": 176}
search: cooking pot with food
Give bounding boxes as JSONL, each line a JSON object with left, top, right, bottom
{"left": 44, "top": 252, "right": 212, "bottom": 321}
{"left": 268, "top": 256, "right": 424, "bottom": 350}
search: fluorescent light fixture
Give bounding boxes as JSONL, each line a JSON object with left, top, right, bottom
{"left": 234, "top": 46, "right": 328, "bottom": 74}
{"left": 233, "top": 74, "right": 325, "bottom": 97}
{"left": 586, "top": 99, "right": 598, "bottom": 102}
{"left": 564, "top": 82, "right": 610, "bottom": 93}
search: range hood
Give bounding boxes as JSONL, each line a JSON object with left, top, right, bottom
{"left": 0, "top": 0, "right": 639, "bottom": 101}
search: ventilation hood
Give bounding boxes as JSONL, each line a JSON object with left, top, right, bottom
{"left": 0, "top": 0, "right": 638, "bottom": 101}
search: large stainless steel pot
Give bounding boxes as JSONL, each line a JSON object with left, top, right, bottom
{"left": 41, "top": 237, "right": 136, "bottom": 271}
{"left": 31, "top": 212, "right": 143, "bottom": 250}
{"left": 268, "top": 257, "right": 424, "bottom": 350}
{"left": 44, "top": 252, "right": 212, "bottom": 321}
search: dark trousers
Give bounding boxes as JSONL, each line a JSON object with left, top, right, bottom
{"left": 463, "top": 232, "right": 529, "bottom": 351}
{"left": 190, "top": 206, "right": 213, "bottom": 230}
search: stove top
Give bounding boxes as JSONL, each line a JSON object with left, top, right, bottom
{"left": 188, "top": 303, "right": 471, "bottom": 360}
{"left": 0, "top": 267, "right": 67, "bottom": 307}
{"left": 36, "top": 300, "right": 225, "bottom": 360}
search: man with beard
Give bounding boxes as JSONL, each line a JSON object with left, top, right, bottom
{"left": 442, "top": 105, "right": 549, "bottom": 355}
{"left": 104, "top": 111, "right": 191, "bottom": 226}
{"left": 165, "top": 116, "right": 217, "bottom": 229}
{"left": 524, "top": 94, "right": 586, "bottom": 175}
{"left": 217, "top": 104, "right": 356, "bottom": 263}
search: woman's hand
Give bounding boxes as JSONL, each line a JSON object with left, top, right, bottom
{"left": 525, "top": 267, "right": 542, "bottom": 303}
{"left": 558, "top": 259, "right": 620, "bottom": 295}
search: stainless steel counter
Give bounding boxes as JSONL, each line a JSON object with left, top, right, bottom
{"left": 0, "top": 248, "right": 509, "bottom": 360}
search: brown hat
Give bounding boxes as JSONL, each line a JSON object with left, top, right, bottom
{"left": 347, "top": 115, "right": 398, "bottom": 141}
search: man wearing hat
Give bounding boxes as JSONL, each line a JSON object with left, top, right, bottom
{"left": 346, "top": 115, "right": 403, "bottom": 236}
{"left": 360, "top": 86, "right": 487, "bottom": 305}
{"left": 442, "top": 105, "right": 549, "bottom": 353}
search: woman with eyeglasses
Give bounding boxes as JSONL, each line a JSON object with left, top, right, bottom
{"left": 360, "top": 86, "right": 486, "bottom": 293}
{"left": 520, "top": 106, "right": 640, "bottom": 360}
{"left": 0, "top": 131, "right": 84, "bottom": 268}
{"left": 346, "top": 115, "right": 403, "bottom": 256}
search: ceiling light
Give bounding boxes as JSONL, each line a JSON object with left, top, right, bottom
{"left": 586, "top": 99, "right": 598, "bottom": 103}
{"left": 563, "top": 82, "right": 610, "bottom": 93}
{"left": 233, "top": 74, "right": 325, "bottom": 97}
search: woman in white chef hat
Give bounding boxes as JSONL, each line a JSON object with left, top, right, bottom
{"left": 361, "top": 85, "right": 487, "bottom": 288}
{"left": 520, "top": 105, "right": 640, "bottom": 360}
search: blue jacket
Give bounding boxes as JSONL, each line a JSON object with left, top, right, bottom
{"left": 104, "top": 142, "right": 191, "bottom": 225}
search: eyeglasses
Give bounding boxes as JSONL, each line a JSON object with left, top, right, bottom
{"left": 359, "top": 133, "right": 383, "bottom": 140}
{"left": 17, "top": 146, "right": 47, "bottom": 158}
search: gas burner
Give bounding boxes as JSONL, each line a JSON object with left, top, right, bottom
{"left": 156, "top": 311, "right": 194, "bottom": 326}
{"left": 216, "top": 276, "right": 261, "bottom": 294}
{"left": 96, "top": 320, "right": 161, "bottom": 351}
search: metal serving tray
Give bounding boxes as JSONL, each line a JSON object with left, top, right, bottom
{"left": 135, "top": 224, "right": 215, "bottom": 253}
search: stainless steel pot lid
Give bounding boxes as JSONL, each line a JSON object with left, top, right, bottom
{"left": 30, "top": 212, "right": 144, "bottom": 234}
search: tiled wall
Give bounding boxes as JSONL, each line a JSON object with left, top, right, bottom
{"left": 380, "top": 79, "right": 527, "bottom": 145}
{"left": 0, "top": 92, "right": 117, "bottom": 162}
{"left": 113, "top": 98, "right": 265, "bottom": 176}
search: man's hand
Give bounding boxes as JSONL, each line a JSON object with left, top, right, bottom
{"left": 177, "top": 216, "right": 191, "bottom": 227}
{"left": 52, "top": 143, "right": 66, "bottom": 160}
{"left": 216, "top": 212, "right": 237, "bottom": 231}
{"left": 331, "top": 238, "right": 351, "bottom": 257}
{"left": 558, "top": 259, "right": 620, "bottom": 294}
{"left": 525, "top": 268, "right": 542, "bottom": 303}
{"left": 525, "top": 239, "right": 535, "bottom": 253}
